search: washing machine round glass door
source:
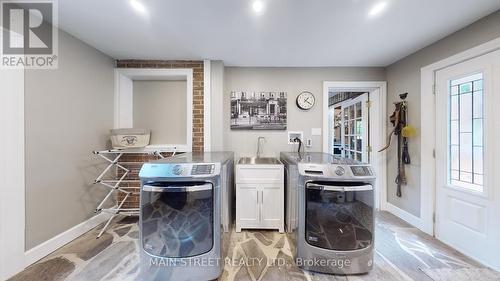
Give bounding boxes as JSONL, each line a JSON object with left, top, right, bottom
{"left": 305, "top": 182, "right": 373, "bottom": 251}
{"left": 141, "top": 181, "right": 214, "bottom": 258}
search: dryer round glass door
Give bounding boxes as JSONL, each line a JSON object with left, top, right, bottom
{"left": 305, "top": 182, "right": 373, "bottom": 251}
{"left": 141, "top": 182, "right": 214, "bottom": 258}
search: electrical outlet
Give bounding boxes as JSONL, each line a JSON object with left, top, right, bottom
{"left": 306, "top": 139, "right": 312, "bottom": 147}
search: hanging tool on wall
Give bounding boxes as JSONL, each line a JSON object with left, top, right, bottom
{"left": 379, "top": 93, "right": 416, "bottom": 197}
{"left": 395, "top": 94, "right": 408, "bottom": 197}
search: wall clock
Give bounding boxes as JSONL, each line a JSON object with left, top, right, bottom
{"left": 296, "top": 91, "right": 315, "bottom": 110}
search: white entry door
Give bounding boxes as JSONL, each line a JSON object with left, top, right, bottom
{"left": 435, "top": 49, "right": 500, "bottom": 270}
{"left": 340, "top": 94, "right": 369, "bottom": 163}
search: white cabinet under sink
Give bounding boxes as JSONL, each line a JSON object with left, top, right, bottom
{"left": 235, "top": 161, "right": 284, "bottom": 233}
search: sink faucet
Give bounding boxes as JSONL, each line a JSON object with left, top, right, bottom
{"left": 257, "top": 137, "right": 266, "bottom": 158}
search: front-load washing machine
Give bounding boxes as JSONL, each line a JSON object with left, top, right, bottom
{"left": 138, "top": 152, "right": 234, "bottom": 281}
{"left": 280, "top": 152, "right": 376, "bottom": 275}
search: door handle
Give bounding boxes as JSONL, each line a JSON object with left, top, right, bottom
{"left": 143, "top": 184, "right": 212, "bottom": 192}
{"left": 259, "top": 190, "right": 263, "bottom": 222}
{"left": 307, "top": 183, "right": 344, "bottom": 191}
{"left": 307, "top": 183, "right": 373, "bottom": 192}
{"left": 343, "top": 185, "right": 373, "bottom": 191}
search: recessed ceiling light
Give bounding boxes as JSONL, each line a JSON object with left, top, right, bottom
{"left": 130, "top": 0, "right": 147, "bottom": 15}
{"left": 369, "top": 1, "right": 387, "bottom": 18}
{"left": 252, "top": 0, "right": 265, "bottom": 14}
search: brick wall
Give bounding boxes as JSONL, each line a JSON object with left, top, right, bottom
{"left": 116, "top": 153, "right": 176, "bottom": 209}
{"left": 114, "top": 60, "right": 204, "bottom": 209}
{"left": 116, "top": 59, "right": 204, "bottom": 152}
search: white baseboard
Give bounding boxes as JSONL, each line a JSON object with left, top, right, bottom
{"left": 24, "top": 212, "right": 112, "bottom": 267}
{"left": 385, "top": 202, "right": 425, "bottom": 231}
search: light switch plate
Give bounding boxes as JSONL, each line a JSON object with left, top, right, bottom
{"left": 311, "top": 128, "right": 322, "bottom": 136}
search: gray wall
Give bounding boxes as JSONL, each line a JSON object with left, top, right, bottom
{"left": 223, "top": 67, "right": 385, "bottom": 158}
{"left": 386, "top": 10, "right": 500, "bottom": 216}
{"left": 25, "top": 30, "right": 115, "bottom": 249}
{"left": 133, "top": 80, "right": 187, "bottom": 145}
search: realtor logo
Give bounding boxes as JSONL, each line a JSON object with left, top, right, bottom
{"left": 1, "top": 0, "right": 58, "bottom": 69}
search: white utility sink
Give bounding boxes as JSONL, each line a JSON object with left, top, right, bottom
{"left": 237, "top": 156, "right": 281, "bottom": 165}
{"left": 235, "top": 157, "right": 284, "bottom": 233}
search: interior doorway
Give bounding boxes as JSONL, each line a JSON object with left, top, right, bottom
{"left": 328, "top": 92, "right": 369, "bottom": 163}
{"left": 323, "top": 81, "right": 387, "bottom": 210}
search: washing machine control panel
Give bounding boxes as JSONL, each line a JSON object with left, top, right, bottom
{"left": 191, "top": 164, "right": 215, "bottom": 175}
{"left": 298, "top": 163, "right": 374, "bottom": 179}
{"left": 139, "top": 163, "right": 221, "bottom": 178}
{"left": 171, "top": 163, "right": 219, "bottom": 177}
{"left": 350, "top": 166, "right": 373, "bottom": 176}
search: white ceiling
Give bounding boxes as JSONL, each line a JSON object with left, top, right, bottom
{"left": 58, "top": 0, "right": 500, "bottom": 67}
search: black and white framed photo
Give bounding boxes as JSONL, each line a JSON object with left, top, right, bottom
{"left": 230, "top": 91, "right": 287, "bottom": 130}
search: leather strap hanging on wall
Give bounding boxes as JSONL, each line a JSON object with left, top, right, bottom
{"left": 379, "top": 93, "right": 414, "bottom": 197}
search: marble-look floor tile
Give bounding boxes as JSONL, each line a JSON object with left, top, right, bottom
{"left": 386, "top": 226, "right": 479, "bottom": 275}
{"left": 114, "top": 225, "right": 132, "bottom": 237}
{"left": 58, "top": 232, "right": 114, "bottom": 261}
{"left": 69, "top": 241, "right": 136, "bottom": 281}
{"left": 254, "top": 232, "right": 274, "bottom": 246}
{"left": 234, "top": 265, "right": 253, "bottom": 281}
{"left": 274, "top": 236, "right": 285, "bottom": 249}
{"left": 375, "top": 211, "right": 413, "bottom": 229}
{"left": 346, "top": 251, "right": 413, "bottom": 281}
{"left": 9, "top": 257, "right": 75, "bottom": 281}
{"left": 128, "top": 230, "right": 139, "bottom": 239}
{"left": 100, "top": 249, "right": 139, "bottom": 281}
{"left": 239, "top": 238, "right": 268, "bottom": 280}
{"left": 262, "top": 250, "right": 308, "bottom": 281}
{"left": 9, "top": 212, "right": 497, "bottom": 281}
{"left": 218, "top": 269, "right": 230, "bottom": 281}
{"left": 306, "top": 271, "right": 348, "bottom": 281}
{"left": 420, "top": 268, "right": 500, "bottom": 281}
{"left": 117, "top": 216, "right": 139, "bottom": 225}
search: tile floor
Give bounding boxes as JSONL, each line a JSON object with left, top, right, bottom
{"left": 9, "top": 212, "right": 499, "bottom": 281}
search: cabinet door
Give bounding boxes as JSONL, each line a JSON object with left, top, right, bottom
{"left": 261, "top": 186, "right": 283, "bottom": 228}
{"left": 237, "top": 185, "right": 260, "bottom": 228}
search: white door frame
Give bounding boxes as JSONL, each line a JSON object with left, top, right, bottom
{"left": 323, "top": 81, "right": 387, "bottom": 210}
{"left": 114, "top": 68, "right": 195, "bottom": 152}
{"left": 420, "top": 37, "right": 500, "bottom": 236}
{"left": 0, "top": 68, "right": 26, "bottom": 278}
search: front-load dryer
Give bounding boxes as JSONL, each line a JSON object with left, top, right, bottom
{"left": 280, "top": 152, "right": 376, "bottom": 275}
{"left": 138, "top": 152, "right": 234, "bottom": 281}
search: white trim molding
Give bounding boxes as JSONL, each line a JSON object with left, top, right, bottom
{"left": 114, "top": 68, "right": 194, "bottom": 152}
{"left": 204, "top": 60, "right": 211, "bottom": 152}
{"left": 322, "top": 81, "right": 387, "bottom": 211}
{"left": 0, "top": 66, "right": 26, "bottom": 280}
{"left": 420, "top": 37, "right": 500, "bottom": 236}
{"left": 385, "top": 202, "right": 425, "bottom": 230}
{"left": 25, "top": 212, "right": 113, "bottom": 266}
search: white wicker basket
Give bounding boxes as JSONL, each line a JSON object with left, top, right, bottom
{"left": 110, "top": 128, "right": 151, "bottom": 149}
